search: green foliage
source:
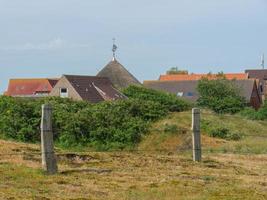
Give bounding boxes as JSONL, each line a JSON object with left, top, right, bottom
{"left": 0, "top": 96, "right": 41, "bottom": 142}
{"left": 122, "top": 85, "right": 191, "bottom": 112}
{"left": 166, "top": 67, "right": 188, "bottom": 75}
{"left": 208, "top": 127, "right": 242, "bottom": 141}
{"left": 163, "top": 124, "right": 178, "bottom": 134}
{"left": 240, "top": 101, "right": 267, "bottom": 120}
{"left": 202, "top": 119, "right": 242, "bottom": 141}
{"left": 0, "top": 96, "right": 168, "bottom": 149}
{"left": 197, "top": 77, "right": 246, "bottom": 114}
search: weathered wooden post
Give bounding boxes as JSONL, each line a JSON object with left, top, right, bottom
{"left": 41, "top": 104, "right": 58, "bottom": 174}
{"left": 192, "top": 108, "right": 201, "bottom": 162}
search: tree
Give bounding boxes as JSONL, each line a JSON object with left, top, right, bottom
{"left": 197, "top": 76, "right": 246, "bottom": 114}
{"left": 166, "top": 67, "right": 188, "bottom": 75}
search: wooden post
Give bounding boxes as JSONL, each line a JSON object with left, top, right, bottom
{"left": 41, "top": 104, "right": 58, "bottom": 174}
{"left": 192, "top": 108, "right": 201, "bottom": 162}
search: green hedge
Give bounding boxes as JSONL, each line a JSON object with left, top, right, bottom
{"left": 0, "top": 96, "right": 169, "bottom": 149}
{"left": 122, "top": 85, "right": 191, "bottom": 112}
{"left": 0, "top": 86, "right": 190, "bottom": 149}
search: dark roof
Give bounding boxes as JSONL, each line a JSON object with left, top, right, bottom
{"left": 234, "top": 79, "right": 256, "bottom": 101}
{"left": 48, "top": 79, "right": 59, "bottom": 87}
{"left": 64, "top": 75, "right": 126, "bottom": 103}
{"left": 144, "top": 79, "right": 257, "bottom": 102}
{"left": 97, "top": 59, "right": 141, "bottom": 89}
{"left": 245, "top": 69, "right": 267, "bottom": 80}
{"left": 144, "top": 80, "right": 199, "bottom": 102}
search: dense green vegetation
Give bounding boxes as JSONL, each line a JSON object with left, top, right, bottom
{"left": 201, "top": 119, "right": 242, "bottom": 141}
{"left": 197, "top": 77, "right": 246, "bottom": 114}
{"left": 122, "top": 85, "right": 191, "bottom": 112}
{"left": 240, "top": 101, "right": 267, "bottom": 120}
{"left": 0, "top": 87, "right": 190, "bottom": 149}
{"left": 0, "top": 97, "right": 160, "bottom": 149}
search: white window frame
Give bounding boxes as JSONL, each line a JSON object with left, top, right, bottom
{"left": 60, "top": 88, "right": 68, "bottom": 98}
{"left": 177, "top": 92, "right": 184, "bottom": 97}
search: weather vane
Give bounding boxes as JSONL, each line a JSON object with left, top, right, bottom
{"left": 112, "top": 38, "right": 118, "bottom": 60}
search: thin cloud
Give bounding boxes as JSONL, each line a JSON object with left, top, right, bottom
{"left": 1, "top": 38, "right": 91, "bottom": 51}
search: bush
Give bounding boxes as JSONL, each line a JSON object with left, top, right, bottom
{"left": 201, "top": 120, "right": 242, "bottom": 141}
{"left": 208, "top": 127, "right": 242, "bottom": 141}
{"left": 197, "top": 77, "right": 246, "bottom": 114}
{"left": 0, "top": 96, "right": 168, "bottom": 149}
{"left": 0, "top": 96, "right": 41, "bottom": 142}
{"left": 163, "top": 124, "right": 178, "bottom": 134}
{"left": 240, "top": 101, "right": 267, "bottom": 120}
{"left": 122, "top": 85, "right": 191, "bottom": 112}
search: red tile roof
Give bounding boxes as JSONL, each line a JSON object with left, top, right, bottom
{"left": 5, "top": 78, "right": 58, "bottom": 97}
{"left": 159, "top": 73, "right": 248, "bottom": 81}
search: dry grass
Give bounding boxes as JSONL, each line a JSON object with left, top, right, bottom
{"left": 0, "top": 111, "right": 267, "bottom": 199}
{"left": 0, "top": 139, "right": 266, "bottom": 200}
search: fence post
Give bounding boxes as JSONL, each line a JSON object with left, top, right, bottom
{"left": 192, "top": 108, "right": 201, "bottom": 162}
{"left": 41, "top": 104, "right": 58, "bottom": 174}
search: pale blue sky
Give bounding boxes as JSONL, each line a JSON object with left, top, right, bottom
{"left": 0, "top": 0, "right": 267, "bottom": 93}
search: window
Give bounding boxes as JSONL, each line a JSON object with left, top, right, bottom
{"left": 177, "top": 92, "right": 184, "bottom": 97}
{"left": 186, "top": 92, "right": 194, "bottom": 97}
{"left": 260, "top": 83, "right": 264, "bottom": 93}
{"left": 60, "top": 88, "right": 68, "bottom": 98}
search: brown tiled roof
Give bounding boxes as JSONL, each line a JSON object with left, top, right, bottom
{"left": 144, "top": 79, "right": 257, "bottom": 102}
{"left": 159, "top": 73, "right": 248, "bottom": 81}
{"left": 97, "top": 59, "right": 141, "bottom": 89}
{"left": 64, "top": 75, "right": 126, "bottom": 103}
{"left": 48, "top": 79, "right": 59, "bottom": 87}
{"left": 245, "top": 69, "right": 267, "bottom": 95}
{"left": 245, "top": 69, "right": 267, "bottom": 80}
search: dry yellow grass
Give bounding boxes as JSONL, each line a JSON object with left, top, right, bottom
{"left": 0, "top": 139, "right": 266, "bottom": 200}
{"left": 1, "top": 111, "right": 267, "bottom": 199}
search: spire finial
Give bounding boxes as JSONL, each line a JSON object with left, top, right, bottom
{"left": 112, "top": 38, "right": 118, "bottom": 61}
{"left": 261, "top": 53, "right": 265, "bottom": 69}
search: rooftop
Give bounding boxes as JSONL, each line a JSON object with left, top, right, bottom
{"left": 63, "top": 75, "right": 126, "bottom": 103}
{"left": 5, "top": 78, "right": 58, "bottom": 97}
{"left": 97, "top": 59, "right": 141, "bottom": 89}
{"left": 159, "top": 73, "right": 248, "bottom": 81}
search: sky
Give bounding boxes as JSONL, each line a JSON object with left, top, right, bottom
{"left": 0, "top": 0, "right": 267, "bottom": 93}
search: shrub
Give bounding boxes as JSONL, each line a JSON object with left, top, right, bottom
{"left": 0, "top": 96, "right": 168, "bottom": 149}
{"left": 163, "top": 124, "right": 178, "bottom": 134}
{"left": 201, "top": 120, "right": 242, "bottom": 141}
{"left": 197, "top": 77, "right": 246, "bottom": 114}
{"left": 122, "top": 85, "right": 191, "bottom": 112}
{"left": 0, "top": 96, "right": 41, "bottom": 142}
{"left": 240, "top": 101, "right": 267, "bottom": 120}
{"left": 208, "top": 127, "right": 242, "bottom": 141}
{"left": 57, "top": 99, "right": 166, "bottom": 148}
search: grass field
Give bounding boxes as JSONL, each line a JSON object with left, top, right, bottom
{"left": 0, "top": 111, "right": 266, "bottom": 200}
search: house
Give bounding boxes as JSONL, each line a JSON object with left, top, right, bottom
{"left": 245, "top": 69, "right": 267, "bottom": 100}
{"left": 144, "top": 79, "right": 261, "bottom": 109}
{"left": 4, "top": 78, "right": 58, "bottom": 97}
{"left": 159, "top": 73, "right": 248, "bottom": 81}
{"left": 49, "top": 75, "right": 126, "bottom": 103}
{"left": 97, "top": 58, "right": 141, "bottom": 89}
